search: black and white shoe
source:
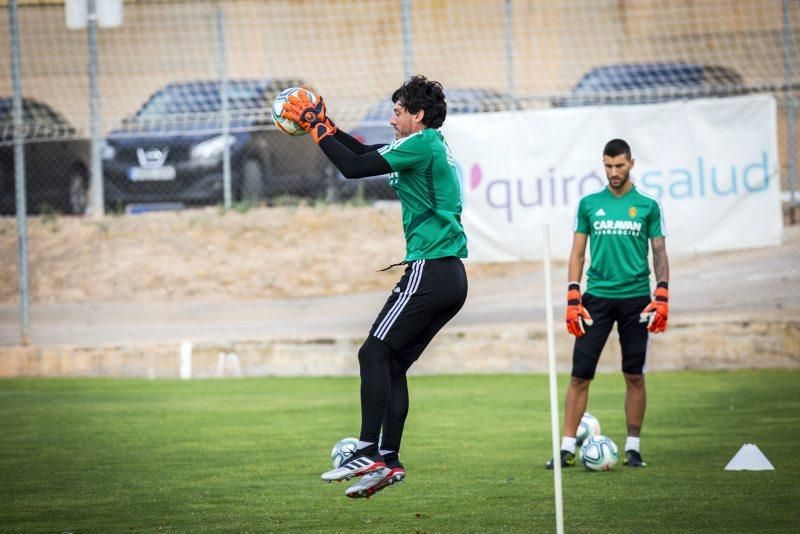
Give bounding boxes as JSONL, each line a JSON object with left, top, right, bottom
{"left": 623, "top": 450, "right": 647, "bottom": 467}
{"left": 321, "top": 453, "right": 386, "bottom": 482}
{"left": 545, "top": 450, "right": 576, "bottom": 470}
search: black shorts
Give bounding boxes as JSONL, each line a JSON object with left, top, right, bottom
{"left": 572, "top": 293, "right": 651, "bottom": 380}
{"left": 370, "top": 257, "right": 468, "bottom": 363}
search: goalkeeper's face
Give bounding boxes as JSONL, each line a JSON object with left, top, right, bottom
{"left": 603, "top": 154, "right": 634, "bottom": 191}
{"left": 390, "top": 102, "right": 425, "bottom": 139}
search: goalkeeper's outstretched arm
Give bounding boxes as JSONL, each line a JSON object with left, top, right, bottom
{"left": 334, "top": 130, "right": 386, "bottom": 154}
{"left": 280, "top": 91, "right": 391, "bottom": 178}
{"left": 319, "top": 136, "right": 392, "bottom": 179}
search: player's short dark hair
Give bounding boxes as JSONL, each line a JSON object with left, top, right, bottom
{"left": 603, "top": 139, "right": 632, "bottom": 159}
{"left": 391, "top": 75, "right": 447, "bottom": 129}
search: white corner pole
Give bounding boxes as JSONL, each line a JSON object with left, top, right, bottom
{"left": 543, "top": 224, "right": 565, "bottom": 534}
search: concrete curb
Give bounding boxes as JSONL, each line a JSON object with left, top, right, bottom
{"left": 1, "top": 311, "right": 798, "bottom": 378}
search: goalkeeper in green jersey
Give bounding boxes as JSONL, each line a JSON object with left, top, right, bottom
{"left": 547, "top": 138, "right": 670, "bottom": 470}
{"left": 282, "top": 76, "right": 468, "bottom": 498}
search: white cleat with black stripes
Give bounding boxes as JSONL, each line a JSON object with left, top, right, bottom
{"left": 321, "top": 453, "right": 386, "bottom": 483}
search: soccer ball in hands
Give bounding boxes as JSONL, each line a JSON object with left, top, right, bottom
{"left": 576, "top": 412, "right": 601, "bottom": 445}
{"left": 330, "top": 437, "right": 359, "bottom": 468}
{"left": 580, "top": 434, "right": 619, "bottom": 471}
{"left": 272, "top": 87, "right": 316, "bottom": 136}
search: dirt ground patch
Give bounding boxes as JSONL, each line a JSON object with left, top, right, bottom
{"left": 0, "top": 203, "right": 539, "bottom": 305}
{"left": 2, "top": 204, "right": 798, "bottom": 375}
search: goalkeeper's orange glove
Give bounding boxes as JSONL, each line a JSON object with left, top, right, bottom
{"left": 566, "top": 283, "right": 593, "bottom": 337}
{"left": 641, "top": 281, "right": 669, "bottom": 333}
{"left": 281, "top": 89, "right": 337, "bottom": 144}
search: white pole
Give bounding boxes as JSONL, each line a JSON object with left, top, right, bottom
{"left": 179, "top": 341, "right": 193, "bottom": 380}
{"left": 543, "top": 224, "right": 565, "bottom": 534}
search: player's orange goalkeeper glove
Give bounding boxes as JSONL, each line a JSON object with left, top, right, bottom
{"left": 641, "top": 281, "right": 669, "bottom": 333}
{"left": 566, "top": 283, "right": 593, "bottom": 337}
{"left": 281, "top": 89, "right": 337, "bottom": 144}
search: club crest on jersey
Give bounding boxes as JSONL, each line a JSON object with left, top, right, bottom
{"left": 628, "top": 207, "right": 638, "bottom": 218}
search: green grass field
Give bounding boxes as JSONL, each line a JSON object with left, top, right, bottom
{"left": 1, "top": 371, "right": 798, "bottom": 533}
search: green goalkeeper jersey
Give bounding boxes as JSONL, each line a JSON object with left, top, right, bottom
{"left": 378, "top": 128, "right": 468, "bottom": 261}
{"left": 574, "top": 186, "right": 666, "bottom": 299}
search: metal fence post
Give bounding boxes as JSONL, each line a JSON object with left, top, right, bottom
{"left": 217, "top": 6, "right": 232, "bottom": 209}
{"left": 87, "top": 0, "right": 105, "bottom": 217}
{"left": 504, "top": 0, "right": 516, "bottom": 102}
{"left": 402, "top": 0, "right": 413, "bottom": 78}
{"left": 8, "top": 0, "right": 30, "bottom": 344}
{"left": 782, "top": 0, "right": 797, "bottom": 223}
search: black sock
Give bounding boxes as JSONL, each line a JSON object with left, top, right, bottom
{"left": 379, "top": 356, "right": 411, "bottom": 455}
{"left": 357, "top": 337, "right": 394, "bottom": 451}
{"left": 382, "top": 452, "right": 402, "bottom": 468}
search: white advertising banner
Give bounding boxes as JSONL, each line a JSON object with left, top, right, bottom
{"left": 441, "top": 95, "right": 782, "bottom": 261}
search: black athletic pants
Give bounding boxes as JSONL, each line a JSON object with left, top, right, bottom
{"left": 358, "top": 257, "right": 468, "bottom": 454}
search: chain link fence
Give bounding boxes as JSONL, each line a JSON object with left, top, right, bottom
{"left": 1, "top": 0, "right": 799, "bottom": 346}
{"left": 1, "top": 0, "right": 798, "bottom": 211}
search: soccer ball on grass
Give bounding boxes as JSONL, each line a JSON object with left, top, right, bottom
{"left": 580, "top": 434, "right": 618, "bottom": 471}
{"left": 576, "top": 412, "right": 601, "bottom": 445}
{"left": 331, "top": 437, "right": 359, "bottom": 468}
{"left": 272, "top": 87, "right": 316, "bottom": 136}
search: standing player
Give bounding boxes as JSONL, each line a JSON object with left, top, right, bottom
{"left": 281, "top": 76, "right": 468, "bottom": 498}
{"left": 546, "top": 138, "right": 669, "bottom": 469}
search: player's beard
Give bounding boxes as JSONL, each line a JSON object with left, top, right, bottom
{"left": 608, "top": 171, "right": 630, "bottom": 190}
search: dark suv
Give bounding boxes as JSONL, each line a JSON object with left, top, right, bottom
{"left": 334, "top": 88, "right": 519, "bottom": 200}
{"left": 552, "top": 62, "right": 746, "bottom": 107}
{"left": 0, "top": 98, "right": 89, "bottom": 215}
{"left": 102, "top": 79, "right": 330, "bottom": 210}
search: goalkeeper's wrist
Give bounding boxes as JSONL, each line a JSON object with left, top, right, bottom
{"left": 654, "top": 281, "right": 669, "bottom": 302}
{"left": 310, "top": 122, "right": 337, "bottom": 144}
{"left": 567, "top": 282, "right": 581, "bottom": 305}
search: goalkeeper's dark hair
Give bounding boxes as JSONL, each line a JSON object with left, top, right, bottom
{"left": 392, "top": 75, "right": 447, "bottom": 129}
{"left": 603, "top": 138, "right": 632, "bottom": 160}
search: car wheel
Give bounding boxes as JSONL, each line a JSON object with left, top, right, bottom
{"left": 239, "top": 158, "right": 266, "bottom": 202}
{"left": 68, "top": 168, "right": 88, "bottom": 215}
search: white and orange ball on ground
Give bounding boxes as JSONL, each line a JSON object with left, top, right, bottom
{"left": 580, "top": 434, "right": 619, "bottom": 471}
{"left": 576, "top": 412, "right": 602, "bottom": 445}
{"left": 272, "top": 87, "right": 316, "bottom": 136}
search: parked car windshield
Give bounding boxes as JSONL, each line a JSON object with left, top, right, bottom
{"left": 0, "top": 98, "right": 68, "bottom": 126}
{"left": 0, "top": 98, "right": 73, "bottom": 140}
{"left": 134, "top": 81, "right": 270, "bottom": 118}
{"left": 572, "top": 62, "right": 744, "bottom": 94}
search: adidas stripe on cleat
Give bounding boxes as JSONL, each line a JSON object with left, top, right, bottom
{"left": 345, "top": 466, "right": 406, "bottom": 499}
{"left": 321, "top": 453, "right": 385, "bottom": 482}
